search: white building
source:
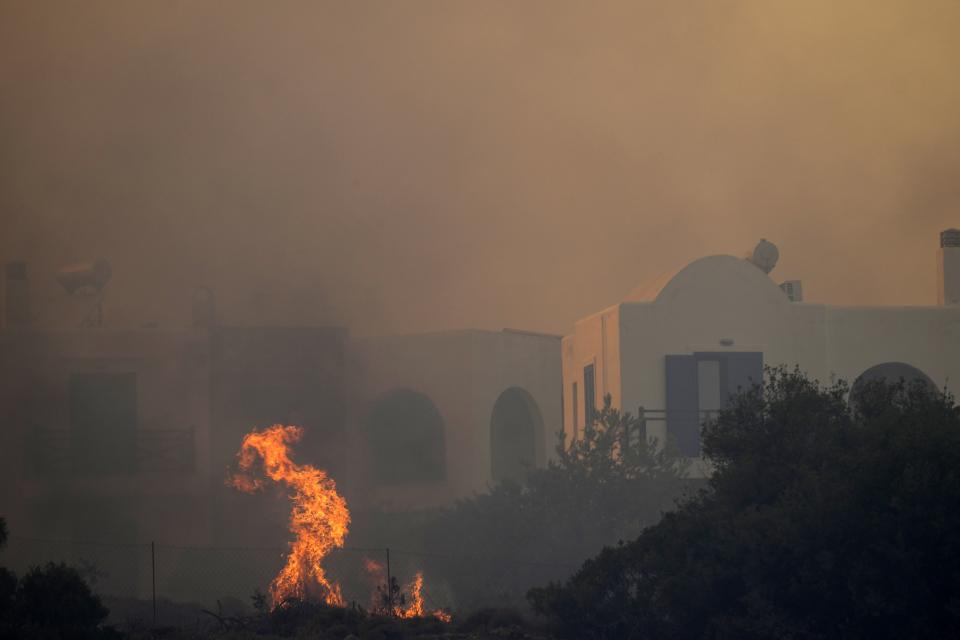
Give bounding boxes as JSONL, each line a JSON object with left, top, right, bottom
{"left": 349, "top": 328, "right": 561, "bottom": 510}
{"left": 1, "top": 257, "right": 563, "bottom": 534}
{"left": 562, "top": 231, "right": 960, "bottom": 472}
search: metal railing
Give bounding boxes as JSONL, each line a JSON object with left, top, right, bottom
{"left": 619, "top": 407, "right": 720, "bottom": 457}
{"left": 634, "top": 407, "right": 719, "bottom": 431}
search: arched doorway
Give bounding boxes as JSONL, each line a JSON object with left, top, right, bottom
{"left": 490, "top": 387, "right": 544, "bottom": 484}
{"left": 851, "top": 362, "right": 937, "bottom": 399}
{"left": 366, "top": 389, "right": 445, "bottom": 485}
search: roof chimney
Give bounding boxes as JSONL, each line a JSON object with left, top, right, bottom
{"left": 4, "top": 261, "right": 30, "bottom": 327}
{"left": 938, "top": 229, "right": 960, "bottom": 306}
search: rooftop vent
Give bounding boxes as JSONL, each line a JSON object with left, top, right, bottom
{"left": 780, "top": 280, "right": 803, "bottom": 302}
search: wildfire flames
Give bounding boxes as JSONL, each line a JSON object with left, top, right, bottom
{"left": 227, "top": 424, "right": 350, "bottom": 607}
{"left": 228, "top": 424, "right": 449, "bottom": 621}
{"left": 363, "top": 558, "right": 451, "bottom": 622}
{"left": 400, "top": 572, "right": 451, "bottom": 622}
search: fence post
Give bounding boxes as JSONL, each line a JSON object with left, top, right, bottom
{"left": 151, "top": 541, "right": 156, "bottom": 627}
{"left": 385, "top": 547, "right": 392, "bottom": 616}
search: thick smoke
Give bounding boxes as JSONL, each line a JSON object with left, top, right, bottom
{"left": 1, "top": 1, "right": 958, "bottom": 335}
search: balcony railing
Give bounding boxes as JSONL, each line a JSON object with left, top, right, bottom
{"left": 633, "top": 407, "right": 720, "bottom": 432}
{"left": 618, "top": 408, "right": 720, "bottom": 458}
{"left": 27, "top": 427, "right": 196, "bottom": 475}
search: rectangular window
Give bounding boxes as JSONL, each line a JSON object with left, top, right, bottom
{"left": 665, "top": 352, "right": 763, "bottom": 458}
{"left": 721, "top": 352, "right": 764, "bottom": 401}
{"left": 572, "top": 382, "right": 579, "bottom": 440}
{"left": 583, "top": 364, "right": 596, "bottom": 427}
{"left": 665, "top": 355, "right": 700, "bottom": 456}
{"left": 69, "top": 373, "right": 138, "bottom": 474}
{"left": 697, "top": 359, "right": 722, "bottom": 420}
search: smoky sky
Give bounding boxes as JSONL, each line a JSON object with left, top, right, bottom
{"left": 1, "top": 1, "right": 958, "bottom": 336}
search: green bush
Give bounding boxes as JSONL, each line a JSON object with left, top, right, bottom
{"left": 530, "top": 369, "right": 960, "bottom": 640}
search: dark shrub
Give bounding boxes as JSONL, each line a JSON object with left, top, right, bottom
{"left": 16, "top": 562, "right": 109, "bottom": 633}
{"left": 421, "top": 397, "right": 692, "bottom": 609}
{"left": 0, "top": 569, "right": 14, "bottom": 618}
{"left": 0, "top": 567, "right": 16, "bottom": 639}
{"left": 531, "top": 370, "right": 960, "bottom": 640}
{"left": 457, "top": 606, "right": 525, "bottom": 633}
{"left": 265, "top": 598, "right": 366, "bottom": 637}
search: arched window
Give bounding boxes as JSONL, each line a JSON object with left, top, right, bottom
{"left": 366, "top": 389, "right": 445, "bottom": 485}
{"left": 851, "top": 362, "right": 936, "bottom": 399}
{"left": 490, "top": 387, "right": 544, "bottom": 484}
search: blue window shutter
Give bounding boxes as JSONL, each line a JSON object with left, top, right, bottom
{"left": 724, "top": 352, "right": 763, "bottom": 405}
{"left": 665, "top": 355, "right": 700, "bottom": 457}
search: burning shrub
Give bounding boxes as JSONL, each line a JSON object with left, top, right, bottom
{"left": 228, "top": 424, "right": 350, "bottom": 607}
{"left": 228, "top": 597, "right": 448, "bottom": 639}
{"left": 227, "top": 425, "right": 452, "bottom": 626}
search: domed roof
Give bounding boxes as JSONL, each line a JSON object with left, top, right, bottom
{"left": 624, "top": 254, "right": 787, "bottom": 304}
{"left": 624, "top": 266, "right": 688, "bottom": 302}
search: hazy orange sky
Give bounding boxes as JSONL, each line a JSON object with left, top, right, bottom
{"left": 1, "top": 1, "right": 958, "bottom": 335}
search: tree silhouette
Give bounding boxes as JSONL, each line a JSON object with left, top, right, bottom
{"left": 531, "top": 368, "right": 960, "bottom": 640}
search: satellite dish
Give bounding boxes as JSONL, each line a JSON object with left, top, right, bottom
{"left": 56, "top": 258, "right": 113, "bottom": 295}
{"left": 748, "top": 239, "right": 779, "bottom": 274}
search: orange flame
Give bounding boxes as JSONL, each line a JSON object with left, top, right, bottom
{"left": 396, "top": 572, "right": 426, "bottom": 618}
{"left": 397, "top": 572, "right": 451, "bottom": 622}
{"left": 227, "top": 424, "right": 350, "bottom": 607}
{"left": 362, "top": 557, "right": 387, "bottom": 612}
{"left": 361, "top": 559, "right": 450, "bottom": 622}
{"left": 363, "top": 557, "right": 384, "bottom": 575}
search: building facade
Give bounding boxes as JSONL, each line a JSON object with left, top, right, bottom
{"left": 350, "top": 329, "right": 561, "bottom": 510}
{"left": 0, "top": 263, "right": 561, "bottom": 580}
{"left": 2, "top": 229, "right": 957, "bottom": 591}
{"left": 562, "top": 232, "right": 960, "bottom": 474}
